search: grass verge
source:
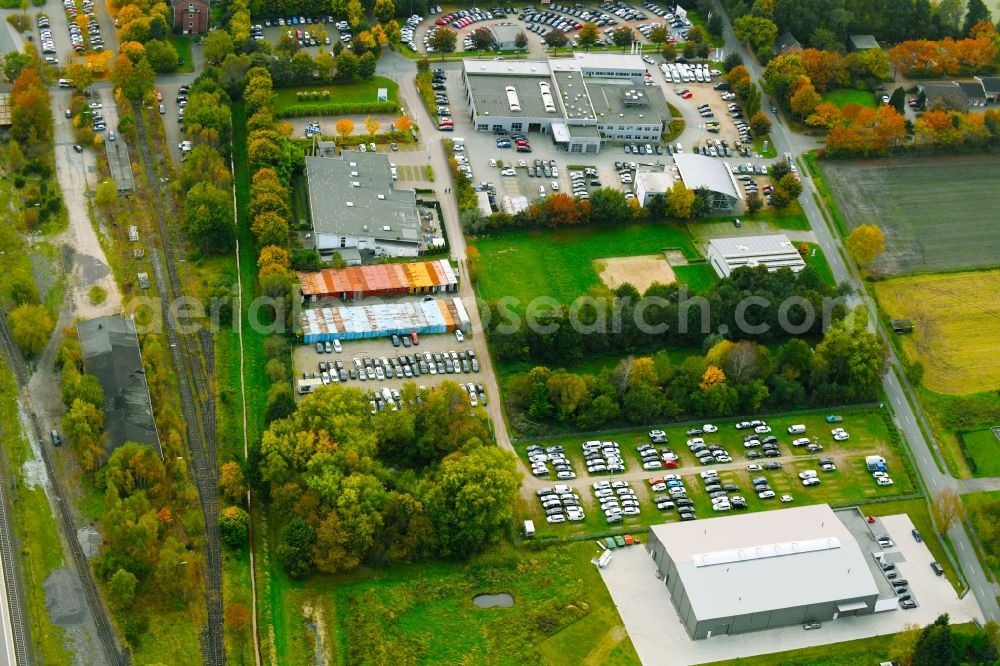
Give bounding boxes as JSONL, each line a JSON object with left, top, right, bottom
{"left": 273, "top": 77, "right": 399, "bottom": 114}
{"left": 168, "top": 36, "right": 195, "bottom": 74}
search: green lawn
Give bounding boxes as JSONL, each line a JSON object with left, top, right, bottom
{"left": 673, "top": 263, "right": 718, "bottom": 292}
{"left": 821, "top": 88, "right": 877, "bottom": 108}
{"left": 498, "top": 345, "right": 704, "bottom": 382}
{"left": 963, "top": 491, "right": 1000, "bottom": 580}
{"left": 803, "top": 242, "right": 835, "bottom": 286}
{"left": 168, "top": 36, "right": 194, "bottom": 74}
{"left": 273, "top": 77, "right": 399, "bottom": 113}
{"left": 518, "top": 408, "right": 914, "bottom": 540}
{"left": 265, "top": 536, "right": 639, "bottom": 665}
{"left": 753, "top": 134, "right": 777, "bottom": 158}
{"left": 472, "top": 224, "right": 699, "bottom": 306}
{"left": 959, "top": 428, "right": 1000, "bottom": 477}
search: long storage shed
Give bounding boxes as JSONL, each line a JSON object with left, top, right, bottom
{"left": 300, "top": 297, "right": 471, "bottom": 342}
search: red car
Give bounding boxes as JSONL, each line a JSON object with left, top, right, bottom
{"left": 663, "top": 460, "right": 678, "bottom": 469}
{"left": 435, "top": 18, "right": 447, "bottom": 25}
{"left": 681, "top": 91, "right": 693, "bottom": 99}
{"left": 411, "top": 332, "right": 419, "bottom": 345}
{"left": 623, "top": 534, "right": 635, "bottom": 545}
{"left": 155, "top": 90, "right": 163, "bottom": 102}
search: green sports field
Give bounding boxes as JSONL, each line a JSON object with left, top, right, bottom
{"left": 821, "top": 88, "right": 877, "bottom": 108}
{"left": 472, "top": 225, "right": 699, "bottom": 306}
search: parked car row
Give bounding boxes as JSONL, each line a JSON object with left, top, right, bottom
{"left": 569, "top": 168, "right": 600, "bottom": 199}
{"left": 872, "top": 470, "right": 895, "bottom": 486}
{"left": 339, "top": 349, "right": 480, "bottom": 383}
{"left": 593, "top": 479, "right": 640, "bottom": 524}
{"left": 687, "top": 436, "right": 734, "bottom": 465}
{"left": 582, "top": 440, "right": 626, "bottom": 475}
{"left": 699, "top": 469, "right": 751, "bottom": 512}
{"left": 650, "top": 475, "right": 698, "bottom": 519}
{"left": 522, "top": 10, "right": 582, "bottom": 33}
{"left": 37, "top": 14, "right": 57, "bottom": 57}
{"left": 642, "top": 1, "right": 691, "bottom": 31}
{"left": 401, "top": 14, "right": 424, "bottom": 51}
{"left": 600, "top": 1, "right": 647, "bottom": 22}
{"left": 527, "top": 443, "right": 576, "bottom": 480}
{"left": 662, "top": 62, "right": 718, "bottom": 85}
{"left": 536, "top": 484, "right": 585, "bottom": 524}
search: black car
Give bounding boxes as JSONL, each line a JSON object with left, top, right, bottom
{"left": 912, "top": 529, "right": 922, "bottom": 542}
{"left": 763, "top": 461, "right": 782, "bottom": 470}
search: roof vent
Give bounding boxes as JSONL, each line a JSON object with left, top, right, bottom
{"left": 346, "top": 202, "right": 354, "bottom": 207}
{"left": 349, "top": 161, "right": 357, "bottom": 167}
{"left": 351, "top": 171, "right": 359, "bottom": 176}
{"left": 377, "top": 194, "right": 385, "bottom": 200}
{"left": 352, "top": 181, "right": 360, "bottom": 187}
{"left": 383, "top": 225, "right": 391, "bottom": 231}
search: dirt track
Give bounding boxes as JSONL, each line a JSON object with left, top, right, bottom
{"left": 595, "top": 254, "right": 676, "bottom": 293}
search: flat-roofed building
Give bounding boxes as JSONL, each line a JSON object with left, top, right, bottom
{"left": 462, "top": 54, "right": 668, "bottom": 152}
{"left": 305, "top": 151, "right": 423, "bottom": 259}
{"left": 707, "top": 233, "right": 806, "bottom": 277}
{"left": 648, "top": 504, "right": 880, "bottom": 640}
{"left": 299, "top": 297, "right": 471, "bottom": 342}
{"left": 489, "top": 23, "right": 523, "bottom": 50}
{"left": 634, "top": 171, "right": 674, "bottom": 207}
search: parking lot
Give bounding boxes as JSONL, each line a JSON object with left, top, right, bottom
{"left": 599, "top": 514, "right": 982, "bottom": 666}
{"left": 293, "top": 329, "right": 487, "bottom": 409}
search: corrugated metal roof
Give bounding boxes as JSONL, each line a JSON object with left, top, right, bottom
{"left": 301, "top": 297, "right": 471, "bottom": 341}
{"left": 298, "top": 260, "right": 457, "bottom": 297}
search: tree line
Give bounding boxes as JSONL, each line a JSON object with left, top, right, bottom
{"left": 244, "top": 383, "right": 521, "bottom": 577}
{"left": 725, "top": 0, "right": 994, "bottom": 50}
{"left": 505, "top": 309, "right": 886, "bottom": 435}
{"left": 108, "top": 0, "right": 182, "bottom": 73}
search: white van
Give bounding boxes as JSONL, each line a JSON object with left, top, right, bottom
{"left": 58, "top": 78, "right": 72, "bottom": 88}
{"left": 523, "top": 520, "right": 535, "bottom": 537}
{"left": 787, "top": 424, "right": 806, "bottom": 434}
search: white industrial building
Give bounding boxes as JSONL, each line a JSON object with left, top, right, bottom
{"left": 634, "top": 171, "right": 674, "bottom": 207}
{"left": 673, "top": 154, "right": 744, "bottom": 211}
{"left": 648, "top": 505, "right": 881, "bottom": 640}
{"left": 305, "top": 150, "right": 423, "bottom": 259}
{"left": 462, "top": 54, "right": 668, "bottom": 153}
{"left": 707, "top": 234, "right": 807, "bottom": 278}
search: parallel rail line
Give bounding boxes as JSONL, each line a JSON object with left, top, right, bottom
{"left": 0, "top": 314, "right": 127, "bottom": 666}
{"left": 132, "top": 109, "right": 225, "bottom": 666}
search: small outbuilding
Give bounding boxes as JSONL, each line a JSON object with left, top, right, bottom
{"left": 890, "top": 318, "right": 913, "bottom": 334}
{"left": 489, "top": 24, "right": 523, "bottom": 51}
{"left": 848, "top": 35, "right": 880, "bottom": 52}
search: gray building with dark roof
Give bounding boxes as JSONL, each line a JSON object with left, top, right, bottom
{"left": 305, "top": 151, "right": 422, "bottom": 259}
{"left": 77, "top": 316, "right": 162, "bottom": 457}
{"left": 648, "top": 504, "right": 881, "bottom": 640}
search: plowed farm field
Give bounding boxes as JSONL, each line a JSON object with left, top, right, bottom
{"left": 822, "top": 156, "right": 1000, "bottom": 275}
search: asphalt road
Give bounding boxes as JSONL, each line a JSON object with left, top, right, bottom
{"left": 712, "top": 0, "right": 1000, "bottom": 624}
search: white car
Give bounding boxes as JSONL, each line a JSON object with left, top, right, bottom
{"left": 455, "top": 329, "right": 464, "bottom": 342}
{"left": 700, "top": 470, "right": 718, "bottom": 479}
{"left": 551, "top": 180, "right": 560, "bottom": 191}
{"left": 566, "top": 511, "right": 585, "bottom": 522}
{"left": 642, "top": 55, "right": 654, "bottom": 64}
{"left": 755, "top": 425, "right": 772, "bottom": 434}
{"left": 650, "top": 482, "right": 667, "bottom": 492}
{"left": 798, "top": 470, "right": 818, "bottom": 480}
{"left": 592, "top": 481, "right": 611, "bottom": 490}
{"left": 519, "top": 159, "right": 527, "bottom": 167}
{"left": 780, "top": 494, "right": 794, "bottom": 503}
{"left": 834, "top": 431, "right": 850, "bottom": 441}
{"left": 873, "top": 471, "right": 889, "bottom": 479}
{"left": 546, "top": 514, "right": 566, "bottom": 524}
{"left": 792, "top": 437, "right": 811, "bottom": 447}
{"left": 746, "top": 464, "right": 763, "bottom": 472}
{"left": 702, "top": 424, "right": 718, "bottom": 433}
{"left": 643, "top": 461, "right": 663, "bottom": 470}
{"left": 333, "top": 339, "right": 342, "bottom": 353}
{"left": 687, "top": 438, "right": 704, "bottom": 447}
{"left": 802, "top": 477, "right": 821, "bottom": 486}
{"left": 877, "top": 477, "right": 894, "bottom": 486}
{"left": 489, "top": 159, "right": 497, "bottom": 167}
{"left": 758, "top": 490, "right": 776, "bottom": 499}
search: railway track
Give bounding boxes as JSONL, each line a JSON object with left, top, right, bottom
{"left": 131, "top": 109, "right": 225, "bottom": 666}
{"left": 0, "top": 313, "right": 128, "bottom": 666}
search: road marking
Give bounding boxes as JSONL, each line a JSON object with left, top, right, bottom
{"left": 960, "top": 541, "right": 966, "bottom": 552}
{"left": 922, "top": 456, "right": 928, "bottom": 465}
{"left": 931, "top": 476, "right": 938, "bottom": 488}
{"left": 893, "top": 394, "right": 901, "bottom": 406}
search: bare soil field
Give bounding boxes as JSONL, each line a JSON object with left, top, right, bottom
{"left": 874, "top": 270, "right": 1000, "bottom": 394}
{"left": 822, "top": 156, "right": 1000, "bottom": 275}
{"left": 594, "top": 254, "right": 676, "bottom": 293}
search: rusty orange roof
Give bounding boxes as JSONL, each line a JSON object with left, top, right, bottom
{"left": 299, "top": 260, "right": 457, "bottom": 297}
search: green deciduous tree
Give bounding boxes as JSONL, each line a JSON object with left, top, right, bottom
{"left": 219, "top": 506, "right": 250, "bottom": 549}
{"left": 184, "top": 182, "right": 236, "bottom": 255}
{"left": 429, "top": 27, "right": 457, "bottom": 55}
{"left": 578, "top": 23, "right": 599, "bottom": 50}
{"left": 203, "top": 29, "right": 235, "bottom": 65}
{"left": 733, "top": 15, "right": 778, "bottom": 53}
{"left": 846, "top": 223, "right": 885, "bottom": 267}
{"left": 108, "top": 569, "right": 138, "bottom": 610}
{"left": 10, "top": 303, "right": 54, "bottom": 356}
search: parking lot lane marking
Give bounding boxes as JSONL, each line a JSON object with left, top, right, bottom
{"left": 931, "top": 476, "right": 938, "bottom": 488}
{"left": 922, "top": 456, "right": 928, "bottom": 465}
{"left": 961, "top": 541, "right": 966, "bottom": 552}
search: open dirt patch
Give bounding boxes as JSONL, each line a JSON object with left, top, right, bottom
{"left": 595, "top": 255, "right": 676, "bottom": 293}
{"left": 874, "top": 270, "right": 1000, "bottom": 394}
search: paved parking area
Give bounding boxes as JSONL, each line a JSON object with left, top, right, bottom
{"left": 293, "top": 329, "right": 486, "bottom": 396}
{"left": 600, "top": 513, "right": 982, "bottom": 666}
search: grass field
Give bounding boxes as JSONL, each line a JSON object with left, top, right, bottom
{"left": 472, "top": 225, "right": 699, "bottom": 306}
{"left": 874, "top": 270, "right": 1000, "bottom": 394}
{"left": 168, "top": 36, "right": 194, "bottom": 74}
{"left": 821, "top": 88, "right": 878, "bottom": 108}
{"left": 822, "top": 157, "right": 1000, "bottom": 274}
{"left": 267, "top": 541, "right": 639, "bottom": 665}
{"left": 959, "top": 428, "right": 1000, "bottom": 477}
{"left": 273, "top": 77, "right": 399, "bottom": 113}
{"left": 803, "top": 242, "right": 835, "bottom": 285}
{"left": 964, "top": 491, "right": 1000, "bottom": 579}
{"left": 518, "top": 409, "right": 916, "bottom": 540}
{"left": 672, "top": 263, "right": 718, "bottom": 292}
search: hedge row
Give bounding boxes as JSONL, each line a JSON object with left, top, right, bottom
{"left": 275, "top": 101, "right": 401, "bottom": 118}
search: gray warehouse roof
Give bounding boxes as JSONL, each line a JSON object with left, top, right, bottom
{"left": 589, "top": 82, "right": 668, "bottom": 125}
{"left": 674, "top": 154, "right": 741, "bottom": 200}
{"left": 651, "top": 504, "right": 879, "bottom": 621}
{"left": 489, "top": 23, "right": 522, "bottom": 44}
{"left": 849, "top": 34, "right": 880, "bottom": 50}
{"left": 306, "top": 152, "right": 420, "bottom": 244}
{"left": 466, "top": 70, "right": 563, "bottom": 118}
{"left": 77, "top": 316, "right": 162, "bottom": 457}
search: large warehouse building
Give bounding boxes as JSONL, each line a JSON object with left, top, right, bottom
{"left": 648, "top": 504, "right": 880, "bottom": 640}
{"left": 78, "top": 316, "right": 162, "bottom": 457}
{"left": 673, "top": 154, "right": 743, "bottom": 211}
{"left": 299, "top": 259, "right": 458, "bottom": 301}
{"left": 299, "top": 297, "right": 471, "bottom": 342}
{"left": 305, "top": 151, "right": 423, "bottom": 259}
{"left": 462, "top": 54, "right": 668, "bottom": 153}
{"left": 707, "top": 233, "right": 807, "bottom": 277}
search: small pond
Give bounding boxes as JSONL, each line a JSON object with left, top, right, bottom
{"left": 473, "top": 593, "right": 514, "bottom": 608}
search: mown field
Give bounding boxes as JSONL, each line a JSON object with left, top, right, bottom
{"left": 874, "top": 270, "right": 1000, "bottom": 394}
{"left": 822, "top": 157, "right": 1000, "bottom": 274}
{"left": 471, "top": 225, "right": 700, "bottom": 306}
{"left": 821, "top": 88, "right": 878, "bottom": 108}
{"left": 268, "top": 542, "right": 640, "bottom": 666}
{"left": 960, "top": 428, "right": 1000, "bottom": 477}
{"left": 273, "top": 76, "right": 399, "bottom": 112}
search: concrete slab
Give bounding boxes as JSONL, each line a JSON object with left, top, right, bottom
{"left": 600, "top": 515, "right": 983, "bottom": 666}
